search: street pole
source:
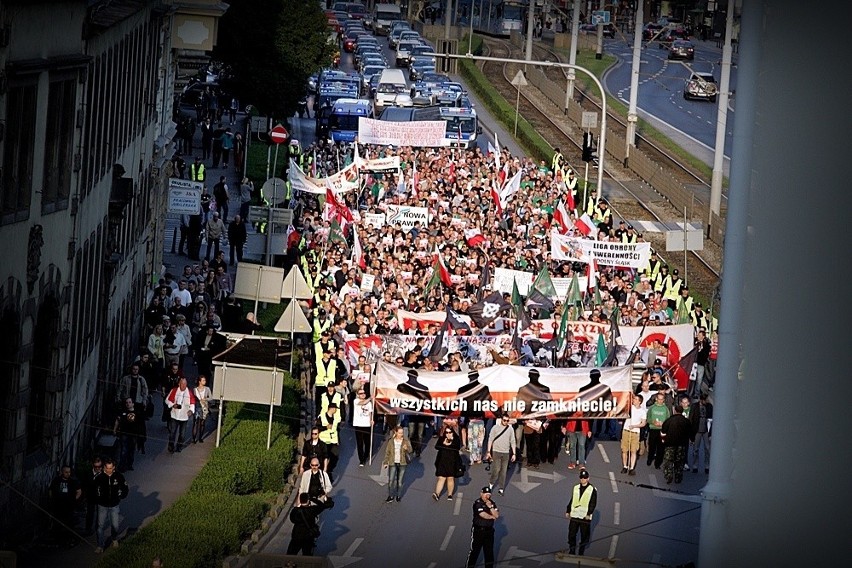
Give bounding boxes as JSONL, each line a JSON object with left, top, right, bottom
{"left": 565, "top": 0, "right": 581, "bottom": 109}
{"left": 595, "top": 22, "right": 603, "bottom": 59}
{"left": 525, "top": 0, "right": 535, "bottom": 69}
{"left": 514, "top": 83, "right": 521, "bottom": 136}
{"left": 444, "top": 53, "right": 607, "bottom": 196}
{"left": 708, "top": 3, "right": 734, "bottom": 237}
{"left": 625, "top": 0, "right": 643, "bottom": 166}
{"left": 445, "top": 0, "right": 453, "bottom": 39}
{"left": 267, "top": 143, "right": 280, "bottom": 266}
{"left": 469, "top": 0, "right": 475, "bottom": 53}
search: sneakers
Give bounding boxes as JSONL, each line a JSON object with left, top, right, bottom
{"left": 579, "top": 464, "right": 586, "bottom": 470}
{"left": 432, "top": 492, "right": 439, "bottom": 502}
{"left": 498, "top": 489, "right": 504, "bottom": 495}
{"left": 621, "top": 467, "right": 628, "bottom": 474}
{"left": 359, "top": 463, "right": 364, "bottom": 468}
{"left": 683, "top": 464, "right": 690, "bottom": 470}
{"left": 447, "top": 494, "right": 453, "bottom": 501}
{"left": 94, "top": 547, "right": 104, "bottom": 554}
{"left": 395, "top": 496, "right": 401, "bottom": 502}
{"left": 385, "top": 496, "right": 394, "bottom": 503}
{"left": 568, "top": 463, "right": 576, "bottom": 470}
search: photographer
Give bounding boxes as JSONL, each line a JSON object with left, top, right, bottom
{"left": 287, "top": 492, "right": 333, "bottom": 555}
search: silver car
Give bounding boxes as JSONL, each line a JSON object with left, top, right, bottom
{"left": 684, "top": 72, "right": 718, "bottom": 102}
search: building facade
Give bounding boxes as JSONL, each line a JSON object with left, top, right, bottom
{"left": 0, "top": 0, "right": 225, "bottom": 544}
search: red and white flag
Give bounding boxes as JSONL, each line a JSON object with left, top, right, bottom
{"left": 552, "top": 199, "right": 572, "bottom": 234}
{"left": 352, "top": 229, "right": 366, "bottom": 270}
{"left": 325, "top": 185, "right": 353, "bottom": 224}
{"left": 433, "top": 246, "right": 453, "bottom": 287}
{"left": 586, "top": 259, "right": 599, "bottom": 290}
{"left": 499, "top": 169, "right": 522, "bottom": 206}
{"left": 574, "top": 213, "right": 596, "bottom": 237}
{"left": 464, "top": 228, "right": 486, "bottom": 248}
{"left": 490, "top": 181, "right": 503, "bottom": 217}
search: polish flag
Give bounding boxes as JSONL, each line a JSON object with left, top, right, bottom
{"left": 325, "top": 186, "right": 353, "bottom": 223}
{"left": 464, "top": 228, "right": 486, "bottom": 248}
{"left": 563, "top": 182, "right": 576, "bottom": 212}
{"left": 352, "top": 230, "right": 366, "bottom": 270}
{"left": 574, "top": 213, "right": 596, "bottom": 237}
{"left": 490, "top": 181, "right": 503, "bottom": 217}
{"left": 587, "top": 259, "right": 599, "bottom": 290}
{"left": 552, "top": 199, "right": 572, "bottom": 234}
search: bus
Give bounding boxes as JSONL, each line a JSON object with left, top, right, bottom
{"left": 374, "top": 68, "right": 409, "bottom": 113}
{"left": 440, "top": 107, "right": 481, "bottom": 149}
{"left": 329, "top": 98, "right": 374, "bottom": 143}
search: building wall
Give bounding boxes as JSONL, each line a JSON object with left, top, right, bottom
{"left": 0, "top": 0, "right": 179, "bottom": 544}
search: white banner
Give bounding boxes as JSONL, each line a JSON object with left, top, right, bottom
{"left": 167, "top": 178, "right": 203, "bottom": 214}
{"left": 358, "top": 117, "right": 447, "bottom": 147}
{"left": 492, "top": 267, "right": 535, "bottom": 295}
{"left": 385, "top": 204, "right": 430, "bottom": 232}
{"left": 374, "top": 361, "right": 632, "bottom": 419}
{"left": 356, "top": 154, "right": 401, "bottom": 173}
{"left": 289, "top": 160, "right": 358, "bottom": 194}
{"left": 551, "top": 230, "right": 651, "bottom": 268}
{"left": 360, "top": 273, "right": 376, "bottom": 291}
{"left": 363, "top": 213, "right": 386, "bottom": 228}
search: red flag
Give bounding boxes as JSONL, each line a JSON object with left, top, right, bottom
{"left": 352, "top": 229, "right": 366, "bottom": 270}
{"left": 325, "top": 186, "right": 353, "bottom": 223}
{"left": 432, "top": 247, "right": 453, "bottom": 287}
{"left": 490, "top": 181, "right": 503, "bottom": 217}
{"left": 464, "top": 228, "right": 486, "bottom": 248}
{"left": 564, "top": 182, "right": 575, "bottom": 212}
{"left": 587, "top": 259, "right": 598, "bottom": 290}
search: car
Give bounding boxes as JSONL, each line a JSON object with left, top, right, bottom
{"left": 416, "top": 71, "right": 450, "bottom": 91}
{"left": 684, "top": 72, "right": 718, "bottom": 102}
{"left": 361, "top": 65, "right": 386, "bottom": 91}
{"left": 642, "top": 22, "right": 664, "bottom": 40}
{"left": 579, "top": 23, "right": 615, "bottom": 38}
{"left": 396, "top": 40, "right": 420, "bottom": 67}
{"left": 388, "top": 22, "right": 412, "bottom": 48}
{"left": 658, "top": 27, "right": 690, "bottom": 48}
{"left": 354, "top": 43, "right": 382, "bottom": 65}
{"left": 360, "top": 54, "right": 387, "bottom": 70}
{"left": 368, "top": 73, "right": 381, "bottom": 99}
{"left": 668, "top": 39, "right": 695, "bottom": 60}
{"left": 343, "top": 29, "right": 362, "bottom": 52}
{"left": 346, "top": 2, "right": 367, "bottom": 20}
{"left": 398, "top": 30, "right": 421, "bottom": 44}
{"left": 409, "top": 57, "right": 436, "bottom": 81}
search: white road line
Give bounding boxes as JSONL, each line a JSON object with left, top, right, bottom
{"left": 608, "top": 535, "right": 619, "bottom": 559}
{"left": 598, "top": 443, "right": 610, "bottom": 463}
{"left": 440, "top": 525, "right": 456, "bottom": 551}
{"left": 613, "top": 502, "right": 621, "bottom": 525}
{"left": 343, "top": 537, "right": 363, "bottom": 557}
{"left": 453, "top": 492, "right": 463, "bottom": 516}
{"left": 608, "top": 471, "right": 619, "bottom": 493}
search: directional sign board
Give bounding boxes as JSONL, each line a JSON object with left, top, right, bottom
{"left": 591, "top": 10, "right": 611, "bottom": 25}
{"left": 167, "top": 178, "right": 203, "bottom": 214}
{"left": 250, "top": 116, "right": 268, "bottom": 132}
{"left": 582, "top": 111, "right": 599, "bottom": 129}
{"left": 233, "top": 263, "right": 285, "bottom": 304}
{"left": 269, "top": 124, "right": 288, "bottom": 144}
{"left": 247, "top": 206, "right": 293, "bottom": 225}
{"left": 247, "top": 205, "right": 268, "bottom": 223}
{"left": 280, "top": 265, "right": 313, "bottom": 300}
{"left": 511, "top": 70, "right": 528, "bottom": 87}
{"left": 274, "top": 302, "right": 312, "bottom": 333}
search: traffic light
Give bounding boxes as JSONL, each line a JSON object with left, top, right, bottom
{"left": 582, "top": 132, "right": 594, "bottom": 162}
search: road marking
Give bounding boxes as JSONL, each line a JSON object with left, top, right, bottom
{"left": 608, "top": 471, "right": 619, "bottom": 493}
{"left": 440, "top": 525, "right": 455, "bottom": 551}
{"left": 608, "top": 535, "right": 619, "bottom": 559}
{"left": 598, "top": 443, "right": 610, "bottom": 463}
{"left": 505, "top": 545, "right": 548, "bottom": 565}
{"left": 453, "top": 492, "right": 463, "bottom": 516}
{"left": 613, "top": 502, "right": 621, "bottom": 525}
{"left": 327, "top": 537, "right": 364, "bottom": 568}
{"left": 511, "top": 467, "right": 564, "bottom": 493}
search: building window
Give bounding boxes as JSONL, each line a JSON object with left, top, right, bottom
{"left": 1, "top": 80, "right": 38, "bottom": 224}
{"left": 42, "top": 77, "right": 77, "bottom": 214}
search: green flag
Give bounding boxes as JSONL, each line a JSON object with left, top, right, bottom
{"left": 676, "top": 299, "right": 691, "bottom": 324}
{"left": 423, "top": 258, "right": 441, "bottom": 299}
{"left": 594, "top": 285, "right": 602, "bottom": 307}
{"left": 557, "top": 302, "right": 571, "bottom": 350}
{"left": 531, "top": 266, "right": 558, "bottom": 298}
{"left": 595, "top": 332, "right": 607, "bottom": 367}
{"left": 511, "top": 278, "right": 522, "bottom": 315}
{"left": 568, "top": 272, "right": 583, "bottom": 307}
{"left": 328, "top": 219, "right": 349, "bottom": 252}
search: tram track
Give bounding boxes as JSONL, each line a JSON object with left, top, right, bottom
{"left": 480, "top": 37, "right": 721, "bottom": 300}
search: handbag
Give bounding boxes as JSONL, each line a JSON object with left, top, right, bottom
{"left": 455, "top": 461, "right": 466, "bottom": 478}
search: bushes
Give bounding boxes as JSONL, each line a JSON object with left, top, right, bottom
{"left": 96, "top": 375, "right": 300, "bottom": 568}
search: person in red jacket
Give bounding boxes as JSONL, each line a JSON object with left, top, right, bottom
{"left": 165, "top": 377, "right": 196, "bottom": 453}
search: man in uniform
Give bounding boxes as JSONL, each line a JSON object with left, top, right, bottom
{"left": 565, "top": 469, "right": 597, "bottom": 556}
{"left": 466, "top": 486, "right": 500, "bottom": 568}
{"left": 318, "top": 403, "right": 341, "bottom": 479}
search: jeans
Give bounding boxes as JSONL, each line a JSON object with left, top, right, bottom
{"left": 409, "top": 421, "right": 426, "bottom": 455}
{"left": 96, "top": 505, "right": 120, "bottom": 548}
{"left": 388, "top": 464, "right": 406, "bottom": 498}
{"left": 488, "top": 451, "right": 511, "bottom": 490}
{"left": 205, "top": 237, "right": 221, "bottom": 261}
{"left": 118, "top": 435, "right": 135, "bottom": 471}
{"left": 693, "top": 431, "right": 711, "bottom": 468}
{"left": 566, "top": 431, "right": 587, "bottom": 465}
{"left": 170, "top": 418, "right": 189, "bottom": 451}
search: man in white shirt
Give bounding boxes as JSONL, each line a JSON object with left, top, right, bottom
{"left": 165, "top": 378, "right": 196, "bottom": 453}
{"left": 621, "top": 393, "right": 647, "bottom": 476}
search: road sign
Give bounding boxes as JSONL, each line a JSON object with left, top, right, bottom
{"left": 247, "top": 206, "right": 268, "bottom": 223}
{"left": 167, "top": 178, "right": 203, "bottom": 214}
{"left": 250, "top": 115, "right": 268, "bottom": 132}
{"left": 247, "top": 206, "right": 293, "bottom": 225}
{"left": 511, "top": 70, "right": 528, "bottom": 87}
{"left": 280, "top": 265, "right": 313, "bottom": 300}
{"left": 274, "top": 301, "right": 312, "bottom": 333}
{"left": 591, "top": 10, "right": 611, "bottom": 25}
{"left": 582, "top": 111, "right": 599, "bottom": 129}
{"left": 262, "top": 177, "right": 288, "bottom": 204}
{"left": 269, "top": 124, "right": 288, "bottom": 144}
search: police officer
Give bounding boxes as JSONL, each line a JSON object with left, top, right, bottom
{"left": 315, "top": 349, "right": 338, "bottom": 413}
{"left": 466, "top": 486, "right": 500, "bottom": 568}
{"left": 644, "top": 249, "right": 662, "bottom": 281}
{"left": 552, "top": 147, "right": 564, "bottom": 173}
{"left": 664, "top": 269, "right": 684, "bottom": 309}
{"left": 190, "top": 156, "right": 205, "bottom": 182}
{"left": 317, "top": 403, "right": 341, "bottom": 478}
{"left": 565, "top": 469, "right": 597, "bottom": 556}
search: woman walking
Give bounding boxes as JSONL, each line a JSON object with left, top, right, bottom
{"left": 382, "top": 425, "right": 413, "bottom": 502}
{"left": 192, "top": 375, "right": 212, "bottom": 443}
{"left": 352, "top": 389, "right": 373, "bottom": 466}
{"left": 433, "top": 423, "right": 462, "bottom": 501}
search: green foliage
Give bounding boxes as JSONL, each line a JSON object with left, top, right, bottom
{"left": 96, "top": 383, "right": 299, "bottom": 568}
{"left": 215, "top": 0, "right": 335, "bottom": 119}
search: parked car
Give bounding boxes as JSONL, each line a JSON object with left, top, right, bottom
{"left": 668, "top": 39, "right": 695, "bottom": 60}
{"left": 684, "top": 72, "right": 718, "bottom": 102}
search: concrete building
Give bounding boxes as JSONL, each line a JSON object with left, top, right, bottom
{"left": 0, "top": 0, "right": 225, "bottom": 544}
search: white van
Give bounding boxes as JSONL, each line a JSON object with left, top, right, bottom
{"left": 372, "top": 3, "right": 402, "bottom": 35}
{"left": 374, "top": 68, "right": 409, "bottom": 113}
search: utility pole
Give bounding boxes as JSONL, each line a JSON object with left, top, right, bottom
{"left": 708, "top": 2, "right": 734, "bottom": 236}
{"left": 445, "top": 0, "right": 453, "bottom": 39}
{"left": 525, "top": 0, "right": 535, "bottom": 68}
{"left": 625, "top": 0, "right": 643, "bottom": 166}
{"left": 566, "top": 0, "right": 581, "bottom": 107}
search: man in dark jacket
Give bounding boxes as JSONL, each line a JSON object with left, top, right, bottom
{"left": 689, "top": 393, "right": 713, "bottom": 473}
{"left": 49, "top": 465, "right": 82, "bottom": 545}
{"left": 227, "top": 215, "right": 247, "bottom": 265}
{"left": 661, "top": 406, "right": 692, "bottom": 484}
{"left": 286, "top": 492, "right": 333, "bottom": 555}
{"left": 92, "top": 458, "right": 129, "bottom": 552}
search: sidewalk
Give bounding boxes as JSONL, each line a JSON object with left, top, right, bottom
{"left": 18, "top": 111, "right": 253, "bottom": 567}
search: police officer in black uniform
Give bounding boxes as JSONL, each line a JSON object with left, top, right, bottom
{"left": 466, "top": 486, "right": 500, "bottom": 568}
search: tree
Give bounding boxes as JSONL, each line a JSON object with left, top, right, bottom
{"left": 214, "top": 0, "right": 335, "bottom": 119}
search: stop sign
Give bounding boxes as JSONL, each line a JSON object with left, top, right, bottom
{"left": 269, "top": 124, "right": 288, "bottom": 144}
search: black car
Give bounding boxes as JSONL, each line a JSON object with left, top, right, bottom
{"left": 684, "top": 72, "right": 718, "bottom": 102}
{"left": 642, "top": 22, "right": 664, "bottom": 41}
{"left": 668, "top": 39, "right": 695, "bottom": 60}
{"left": 580, "top": 23, "right": 616, "bottom": 38}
